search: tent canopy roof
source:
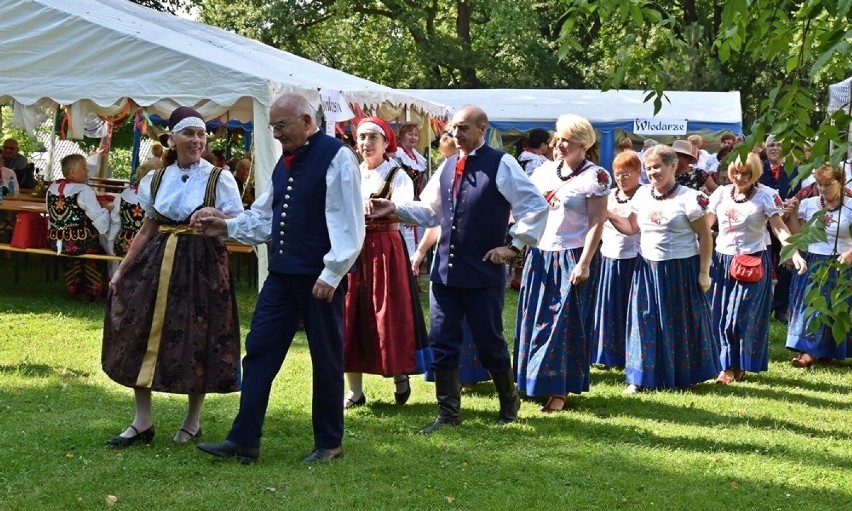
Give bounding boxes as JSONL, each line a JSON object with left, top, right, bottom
{"left": 0, "top": 0, "right": 447, "bottom": 120}
{"left": 405, "top": 89, "right": 741, "bottom": 128}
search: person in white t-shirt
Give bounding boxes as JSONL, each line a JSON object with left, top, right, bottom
{"left": 607, "top": 144, "right": 719, "bottom": 393}
{"left": 785, "top": 162, "right": 852, "bottom": 368}
{"left": 515, "top": 114, "right": 610, "bottom": 411}
{"left": 706, "top": 153, "right": 805, "bottom": 384}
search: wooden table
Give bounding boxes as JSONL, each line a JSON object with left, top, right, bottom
{"left": 0, "top": 201, "right": 46, "bottom": 213}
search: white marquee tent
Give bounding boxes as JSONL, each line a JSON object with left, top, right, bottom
{"left": 406, "top": 89, "right": 743, "bottom": 168}
{"left": 0, "top": 0, "right": 449, "bottom": 287}
{"left": 0, "top": 0, "right": 448, "bottom": 181}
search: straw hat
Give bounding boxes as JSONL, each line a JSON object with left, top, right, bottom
{"left": 671, "top": 140, "right": 696, "bottom": 162}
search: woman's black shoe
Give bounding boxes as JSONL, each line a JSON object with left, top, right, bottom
{"left": 394, "top": 376, "right": 411, "bottom": 405}
{"left": 106, "top": 425, "right": 155, "bottom": 447}
{"left": 344, "top": 393, "right": 366, "bottom": 409}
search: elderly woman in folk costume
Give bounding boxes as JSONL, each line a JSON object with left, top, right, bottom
{"left": 785, "top": 162, "right": 852, "bottom": 367}
{"left": 395, "top": 122, "right": 428, "bottom": 258}
{"left": 102, "top": 107, "right": 244, "bottom": 446}
{"left": 608, "top": 144, "right": 719, "bottom": 393}
{"left": 591, "top": 150, "right": 642, "bottom": 370}
{"left": 343, "top": 117, "right": 430, "bottom": 408}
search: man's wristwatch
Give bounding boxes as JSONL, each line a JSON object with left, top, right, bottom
{"left": 506, "top": 244, "right": 521, "bottom": 256}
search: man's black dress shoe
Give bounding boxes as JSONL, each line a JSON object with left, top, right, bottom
{"left": 106, "top": 425, "right": 155, "bottom": 447}
{"left": 303, "top": 446, "right": 343, "bottom": 464}
{"left": 197, "top": 440, "right": 259, "bottom": 464}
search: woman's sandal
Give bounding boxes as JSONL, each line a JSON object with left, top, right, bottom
{"left": 791, "top": 353, "right": 815, "bottom": 368}
{"left": 173, "top": 427, "right": 203, "bottom": 444}
{"left": 540, "top": 395, "right": 566, "bottom": 413}
{"left": 715, "top": 371, "right": 734, "bottom": 385}
{"left": 733, "top": 370, "right": 746, "bottom": 382}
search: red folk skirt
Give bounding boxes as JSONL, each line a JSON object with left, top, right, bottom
{"left": 343, "top": 222, "right": 428, "bottom": 376}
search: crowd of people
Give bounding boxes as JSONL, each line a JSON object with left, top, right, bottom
{"left": 89, "top": 95, "right": 849, "bottom": 466}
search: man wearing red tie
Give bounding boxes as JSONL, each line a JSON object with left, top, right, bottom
{"left": 759, "top": 135, "right": 799, "bottom": 323}
{"left": 368, "top": 105, "right": 548, "bottom": 434}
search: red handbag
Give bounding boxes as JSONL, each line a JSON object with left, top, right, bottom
{"left": 729, "top": 253, "right": 763, "bottom": 283}
{"left": 10, "top": 212, "right": 49, "bottom": 249}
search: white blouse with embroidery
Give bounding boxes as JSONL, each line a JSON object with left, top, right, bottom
{"left": 631, "top": 184, "right": 709, "bottom": 261}
{"left": 530, "top": 159, "right": 611, "bottom": 251}
{"left": 798, "top": 196, "right": 852, "bottom": 255}
{"left": 709, "top": 185, "right": 782, "bottom": 255}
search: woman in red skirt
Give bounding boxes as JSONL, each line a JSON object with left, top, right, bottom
{"left": 343, "top": 117, "right": 429, "bottom": 408}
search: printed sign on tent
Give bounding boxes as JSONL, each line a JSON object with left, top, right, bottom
{"left": 633, "top": 118, "right": 687, "bottom": 135}
{"left": 320, "top": 90, "right": 355, "bottom": 123}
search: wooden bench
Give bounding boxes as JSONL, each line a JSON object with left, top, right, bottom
{"left": 0, "top": 242, "right": 256, "bottom": 284}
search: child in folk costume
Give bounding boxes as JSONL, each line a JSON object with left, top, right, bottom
{"left": 46, "top": 153, "right": 111, "bottom": 299}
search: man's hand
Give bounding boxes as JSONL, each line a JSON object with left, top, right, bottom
{"left": 190, "top": 207, "right": 227, "bottom": 227}
{"left": 193, "top": 216, "right": 228, "bottom": 237}
{"left": 367, "top": 198, "right": 396, "bottom": 220}
{"left": 312, "top": 278, "right": 336, "bottom": 302}
{"left": 483, "top": 246, "right": 517, "bottom": 265}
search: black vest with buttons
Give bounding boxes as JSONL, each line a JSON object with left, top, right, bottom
{"left": 433, "top": 144, "right": 510, "bottom": 288}
{"left": 268, "top": 131, "right": 344, "bottom": 275}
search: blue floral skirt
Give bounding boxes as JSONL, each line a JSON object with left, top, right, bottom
{"left": 785, "top": 252, "right": 852, "bottom": 360}
{"left": 710, "top": 251, "right": 772, "bottom": 372}
{"left": 591, "top": 255, "right": 638, "bottom": 369}
{"left": 626, "top": 255, "right": 719, "bottom": 389}
{"left": 515, "top": 247, "right": 598, "bottom": 396}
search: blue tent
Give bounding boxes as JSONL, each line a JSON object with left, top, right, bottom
{"left": 406, "top": 89, "right": 743, "bottom": 169}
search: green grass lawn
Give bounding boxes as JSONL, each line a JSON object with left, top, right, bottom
{"left": 1, "top": 255, "right": 851, "bottom": 510}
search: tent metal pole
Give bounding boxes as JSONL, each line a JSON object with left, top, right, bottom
{"left": 130, "top": 119, "right": 141, "bottom": 185}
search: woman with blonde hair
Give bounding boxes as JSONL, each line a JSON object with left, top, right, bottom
{"left": 515, "top": 114, "right": 610, "bottom": 411}
{"left": 785, "top": 162, "right": 852, "bottom": 367}
{"left": 706, "top": 153, "right": 805, "bottom": 383}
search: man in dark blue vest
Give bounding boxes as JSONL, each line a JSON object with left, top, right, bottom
{"left": 369, "top": 105, "right": 548, "bottom": 434}
{"left": 192, "top": 93, "right": 364, "bottom": 463}
{"left": 759, "top": 135, "right": 799, "bottom": 323}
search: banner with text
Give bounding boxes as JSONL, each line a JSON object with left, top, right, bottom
{"left": 633, "top": 119, "right": 687, "bottom": 135}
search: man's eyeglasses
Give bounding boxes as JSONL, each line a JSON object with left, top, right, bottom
{"left": 268, "top": 117, "right": 301, "bottom": 133}
{"left": 614, "top": 173, "right": 633, "bottom": 179}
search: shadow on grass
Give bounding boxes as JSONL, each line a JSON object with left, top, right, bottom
{"left": 0, "top": 362, "right": 90, "bottom": 378}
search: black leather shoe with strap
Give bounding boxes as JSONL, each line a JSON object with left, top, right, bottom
{"left": 106, "top": 425, "right": 155, "bottom": 448}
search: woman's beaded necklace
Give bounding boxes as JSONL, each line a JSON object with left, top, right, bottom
{"left": 821, "top": 195, "right": 842, "bottom": 212}
{"left": 651, "top": 182, "right": 679, "bottom": 201}
{"left": 730, "top": 184, "right": 755, "bottom": 203}
{"left": 556, "top": 159, "right": 586, "bottom": 182}
{"left": 614, "top": 189, "right": 635, "bottom": 204}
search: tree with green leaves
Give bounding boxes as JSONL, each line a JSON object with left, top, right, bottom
{"left": 561, "top": 0, "right": 851, "bottom": 343}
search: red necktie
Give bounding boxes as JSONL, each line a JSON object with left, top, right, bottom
{"left": 284, "top": 154, "right": 295, "bottom": 169}
{"left": 453, "top": 155, "right": 466, "bottom": 198}
{"left": 770, "top": 164, "right": 781, "bottom": 183}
